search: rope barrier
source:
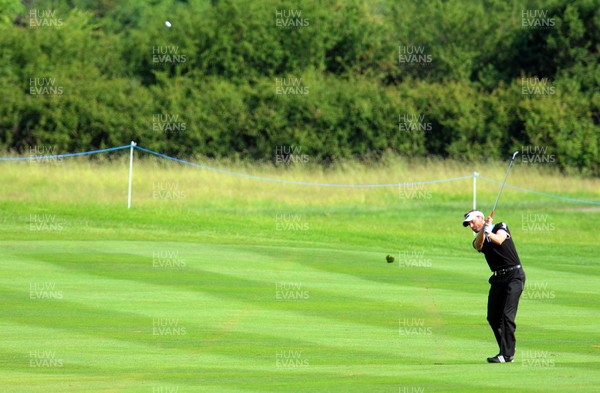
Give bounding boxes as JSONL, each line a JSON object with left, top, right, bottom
{"left": 1, "top": 143, "right": 598, "bottom": 206}
{"left": 0, "top": 145, "right": 131, "bottom": 161}
{"left": 134, "top": 145, "right": 472, "bottom": 188}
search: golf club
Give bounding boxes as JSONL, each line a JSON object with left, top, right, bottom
{"left": 490, "top": 150, "right": 519, "bottom": 218}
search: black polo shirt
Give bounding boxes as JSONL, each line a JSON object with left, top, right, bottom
{"left": 473, "top": 222, "right": 521, "bottom": 272}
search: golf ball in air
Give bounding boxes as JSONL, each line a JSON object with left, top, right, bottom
{"left": 165, "top": 21, "right": 172, "bottom": 28}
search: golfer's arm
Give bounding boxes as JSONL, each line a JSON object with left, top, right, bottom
{"left": 473, "top": 230, "right": 485, "bottom": 251}
{"left": 487, "top": 229, "right": 508, "bottom": 245}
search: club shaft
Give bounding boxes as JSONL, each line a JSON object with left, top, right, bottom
{"left": 491, "top": 151, "right": 518, "bottom": 217}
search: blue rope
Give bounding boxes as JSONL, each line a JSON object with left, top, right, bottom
{"left": 0, "top": 143, "right": 598, "bottom": 202}
{"left": 134, "top": 145, "right": 471, "bottom": 188}
{"left": 0, "top": 145, "right": 131, "bottom": 161}
{"left": 477, "top": 175, "right": 600, "bottom": 206}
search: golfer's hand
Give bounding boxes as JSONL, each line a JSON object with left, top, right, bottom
{"left": 484, "top": 216, "right": 494, "bottom": 235}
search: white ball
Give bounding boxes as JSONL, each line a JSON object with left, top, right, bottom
{"left": 165, "top": 21, "right": 172, "bottom": 28}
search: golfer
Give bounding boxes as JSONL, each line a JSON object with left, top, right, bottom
{"left": 463, "top": 210, "right": 526, "bottom": 363}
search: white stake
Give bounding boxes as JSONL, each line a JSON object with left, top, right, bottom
{"left": 473, "top": 171, "right": 478, "bottom": 210}
{"left": 128, "top": 141, "right": 137, "bottom": 209}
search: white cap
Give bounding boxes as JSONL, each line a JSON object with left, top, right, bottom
{"left": 463, "top": 210, "right": 484, "bottom": 227}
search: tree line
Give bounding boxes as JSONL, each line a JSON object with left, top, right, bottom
{"left": 0, "top": 0, "right": 598, "bottom": 175}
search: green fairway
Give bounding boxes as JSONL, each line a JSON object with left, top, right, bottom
{"left": 1, "top": 160, "right": 599, "bottom": 392}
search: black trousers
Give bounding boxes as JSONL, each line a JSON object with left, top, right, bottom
{"left": 487, "top": 268, "right": 526, "bottom": 357}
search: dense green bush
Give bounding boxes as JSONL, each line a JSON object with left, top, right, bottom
{"left": 0, "top": 0, "right": 598, "bottom": 175}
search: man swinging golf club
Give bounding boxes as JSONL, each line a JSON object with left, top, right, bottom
{"left": 463, "top": 151, "right": 526, "bottom": 363}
